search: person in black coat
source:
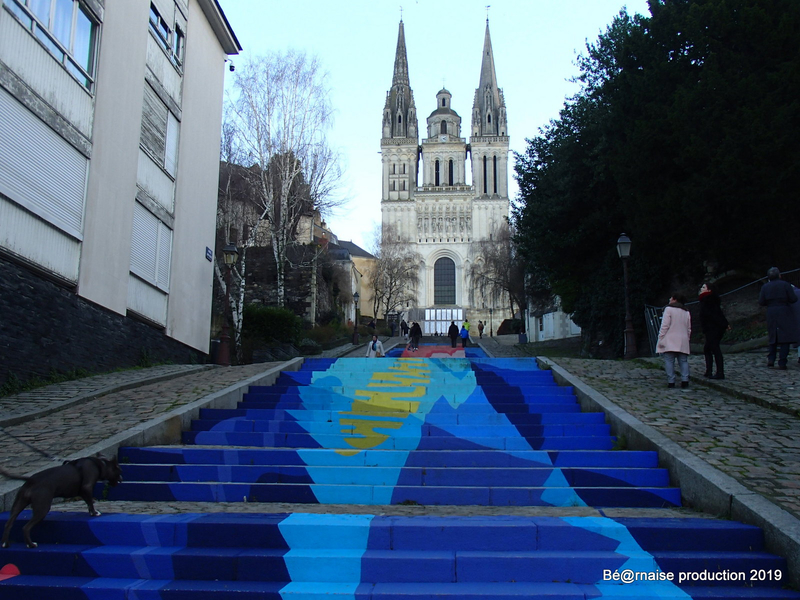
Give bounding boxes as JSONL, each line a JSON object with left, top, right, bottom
{"left": 758, "top": 267, "right": 799, "bottom": 369}
{"left": 447, "top": 321, "right": 459, "bottom": 348}
{"left": 698, "top": 283, "right": 729, "bottom": 379}
{"left": 409, "top": 321, "right": 422, "bottom": 352}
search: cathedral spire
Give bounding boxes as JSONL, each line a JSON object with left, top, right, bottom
{"left": 383, "top": 20, "right": 417, "bottom": 140}
{"left": 472, "top": 20, "right": 506, "bottom": 137}
{"left": 478, "top": 20, "right": 498, "bottom": 96}
{"left": 392, "top": 20, "right": 410, "bottom": 87}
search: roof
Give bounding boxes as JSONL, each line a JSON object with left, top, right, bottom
{"left": 198, "top": 0, "right": 242, "bottom": 55}
{"left": 338, "top": 241, "right": 376, "bottom": 259}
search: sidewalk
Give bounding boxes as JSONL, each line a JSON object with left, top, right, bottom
{"left": 549, "top": 349, "right": 800, "bottom": 519}
{"left": 0, "top": 363, "right": 280, "bottom": 477}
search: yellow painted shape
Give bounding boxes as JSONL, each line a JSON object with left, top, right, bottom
{"left": 333, "top": 359, "right": 433, "bottom": 456}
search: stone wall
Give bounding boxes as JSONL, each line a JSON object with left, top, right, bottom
{"left": 0, "top": 257, "right": 205, "bottom": 388}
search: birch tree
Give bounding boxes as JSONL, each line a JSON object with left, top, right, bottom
{"left": 224, "top": 50, "right": 341, "bottom": 307}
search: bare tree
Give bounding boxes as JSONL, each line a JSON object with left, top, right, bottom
{"left": 369, "top": 224, "right": 419, "bottom": 320}
{"left": 469, "top": 221, "right": 527, "bottom": 325}
{"left": 223, "top": 50, "right": 342, "bottom": 307}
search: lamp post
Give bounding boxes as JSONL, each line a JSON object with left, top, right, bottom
{"left": 352, "top": 291, "right": 360, "bottom": 345}
{"left": 489, "top": 307, "right": 494, "bottom": 337}
{"left": 218, "top": 243, "right": 239, "bottom": 366}
{"left": 616, "top": 233, "right": 637, "bottom": 359}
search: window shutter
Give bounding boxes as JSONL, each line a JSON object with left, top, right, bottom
{"left": 165, "top": 111, "right": 179, "bottom": 177}
{"left": 130, "top": 202, "right": 158, "bottom": 283}
{"left": 130, "top": 202, "right": 172, "bottom": 292}
{"left": 141, "top": 85, "right": 167, "bottom": 163}
{"left": 157, "top": 220, "right": 172, "bottom": 288}
{"left": 0, "top": 87, "right": 87, "bottom": 238}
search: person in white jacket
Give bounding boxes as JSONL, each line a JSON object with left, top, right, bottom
{"left": 365, "top": 334, "right": 385, "bottom": 358}
{"left": 657, "top": 293, "right": 692, "bottom": 389}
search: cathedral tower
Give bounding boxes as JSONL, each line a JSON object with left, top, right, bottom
{"left": 379, "top": 19, "right": 510, "bottom": 334}
{"left": 381, "top": 20, "right": 418, "bottom": 207}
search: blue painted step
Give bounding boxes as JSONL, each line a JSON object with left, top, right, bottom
{"left": 1, "top": 513, "right": 797, "bottom": 599}
{"left": 120, "top": 446, "right": 660, "bottom": 468}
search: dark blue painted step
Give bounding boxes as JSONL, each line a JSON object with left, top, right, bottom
{"left": 180, "top": 430, "right": 615, "bottom": 450}
{"left": 119, "top": 447, "right": 661, "bottom": 468}
{"left": 197, "top": 407, "right": 606, "bottom": 425}
{"left": 235, "top": 401, "right": 583, "bottom": 413}
{"left": 119, "top": 464, "right": 669, "bottom": 488}
{"left": 187, "top": 418, "right": 612, "bottom": 438}
{"left": 100, "top": 481, "right": 680, "bottom": 506}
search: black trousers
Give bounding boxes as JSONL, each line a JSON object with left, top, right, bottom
{"left": 768, "top": 342, "right": 791, "bottom": 367}
{"left": 703, "top": 330, "right": 725, "bottom": 375}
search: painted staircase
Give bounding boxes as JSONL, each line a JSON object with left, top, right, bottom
{"left": 1, "top": 353, "right": 798, "bottom": 599}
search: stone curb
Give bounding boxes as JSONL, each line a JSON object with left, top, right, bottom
{"left": 538, "top": 356, "right": 800, "bottom": 588}
{"left": 0, "top": 365, "right": 215, "bottom": 429}
{"left": 0, "top": 358, "right": 303, "bottom": 512}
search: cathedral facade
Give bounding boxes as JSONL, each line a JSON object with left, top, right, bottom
{"left": 380, "top": 20, "right": 511, "bottom": 334}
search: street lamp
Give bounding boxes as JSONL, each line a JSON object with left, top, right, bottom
{"left": 218, "top": 243, "right": 239, "bottom": 366}
{"left": 489, "top": 307, "right": 494, "bottom": 337}
{"left": 352, "top": 291, "right": 360, "bottom": 345}
{"left": 616, "top": 233, "right": 637, "bottom": 359}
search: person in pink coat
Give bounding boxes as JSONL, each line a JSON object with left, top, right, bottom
{"left": 657, "top": 293, "right": 692, "bottom": 389}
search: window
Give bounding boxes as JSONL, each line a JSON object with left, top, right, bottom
{"left": 434, "top": 258, "right": 456, "bottom": 305}
{"left": 493, "top": 156, "right": 497, "bottom": 194}
{"left": 440, "top": 121, "right": 447, "bottom": 134}
{"left": 4, "top": 0, "right": 98, "bottom": 89}
{"left": 441, "top": 98, "right": 446, "bottom": 107}
{"left": 435, "top": 160, "right": 440, "bottom": 186}
{"left": 149, "top": 3, "right": 185, "bottom": 69}
{"left": 149, "top": 3, "right": 169, "bottom": 50}
{"left": 141, "top": 84, "right": 180, "bottom": 178}
{"left": 131, "top": 202, "right": 172, "bottom": 292}
{"left": 483, "top": 156, "right": 488, "bottom": 194}
{"left": 448, "top": 160, "right": 454, "bottom": 186}
{"left": 172, "top": 24, "right": 185, "bottom": 66}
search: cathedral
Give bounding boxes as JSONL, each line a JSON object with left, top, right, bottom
{"left": 380, "top": 19, "right": 511, "bottom": 335}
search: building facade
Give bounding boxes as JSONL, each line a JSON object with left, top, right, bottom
{"left": 0, "top": 0, "right": 240, "bottom": 386}
{"left": 380, "top": 20, "right": 511, "bottom": 334}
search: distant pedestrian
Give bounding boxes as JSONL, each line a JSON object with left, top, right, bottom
{"left": 657, "top": 293, "right": 691, "bottom": 389}
{"left": 759, "top": 267, "right": 799, "bottom": 370}
{"left": 478, "top": 321, "right": 484, "bottom": 339}
{"left": 400, "top": 319, "right": 409, "bottom": 341}
{"left": 409, "top": 321, "right": 422, "bottom": 352}
{"left": 698, "top": 283, "right": 729, "bottom": 380}
{"left": 390, "top": 321, "right": 396, "bottom": 337}
{"left": 448, "top": 321, "right": 459, "bottom": 348}
{"left": 460, "top": 324, "right": 470, "bottom": 348}
{"left": 365, "top": 334, "right": 385, "bottom": 358}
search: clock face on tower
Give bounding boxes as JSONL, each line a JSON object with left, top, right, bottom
{"left": 439, "top": 134, "right": 447, "bottom": 142}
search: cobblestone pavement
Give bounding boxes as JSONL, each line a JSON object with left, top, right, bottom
{"left": 0, "top": 364, "right": 212, "bottom": 426}
{"left": 0, "top": 363, "right": 277, "bottom": 476}
{"left": 552, "top": 349, "right": 800, "bottom": 519}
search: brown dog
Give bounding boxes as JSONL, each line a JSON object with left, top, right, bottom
{"left": 1, "top": 455, "right": 122, "bottom": 548}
